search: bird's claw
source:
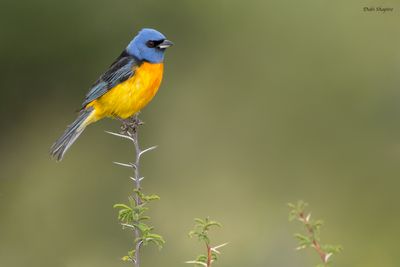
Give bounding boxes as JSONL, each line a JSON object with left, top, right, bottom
{"left": 119, "top": 115, "right": 143, "bottom": 135}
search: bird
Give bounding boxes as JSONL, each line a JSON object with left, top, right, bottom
{"left": 50, "top": 28, "right": 173, "bottom": 161}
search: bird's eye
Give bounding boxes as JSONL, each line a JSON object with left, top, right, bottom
{"left": 146, "top": 41, "right": 156, "bottom": 48}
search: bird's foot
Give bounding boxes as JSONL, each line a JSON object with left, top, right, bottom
{"left": 118, "top": 115, "right": 143, "bottom": 136}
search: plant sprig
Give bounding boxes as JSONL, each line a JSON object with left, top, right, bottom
{"left": 114, "top": 189, "right": 165, "bottom": 263}
{"left": 288, "top": 201, "right": 342, "bottom": 267}
{"left": 109, "top": 115, "right": 164, "bottom": 266}
{"left": 186, "top": 217, "right": 228, "bottom": 267}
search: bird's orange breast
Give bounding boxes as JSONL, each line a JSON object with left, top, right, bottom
{"left": 88, "top": 62, "right": 164, "bottom": 120}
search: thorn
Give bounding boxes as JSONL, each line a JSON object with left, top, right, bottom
{"left": 121, "top": 223, "right": 135, "bottom": 229}
{"left": 113, "top": 161, "right": 134, "bottom": 168}
{"left": 211, "top": 242, "right": 229, "bottom": 254}
{"left": 324, "top": 253, "right": 333, "bottom": 262}
{"left": 105, "top": 131, "right": 135, "bottom": 142}
{"left": 137, "top": 240, "right": 144, "bottom": 249}
{"left": 139, "top": 146, "right": 158, "bottom": 157}
{"left": 185, "top": 261, "right": 207, "bottom": 266}
{"left": 130, "top": 176, "right": 144, "bottom": 182}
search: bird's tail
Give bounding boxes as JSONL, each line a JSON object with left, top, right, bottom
{"left": 50, "top": 107, "right": 95, "bottom": 161}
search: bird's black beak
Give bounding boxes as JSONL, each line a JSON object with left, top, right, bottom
{"left": 157, "top": 39, "right": 174, "bottom": 49}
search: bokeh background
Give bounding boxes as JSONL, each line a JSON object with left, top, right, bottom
{"left": 1, "top": 0, "right": 400, "bottom": 266}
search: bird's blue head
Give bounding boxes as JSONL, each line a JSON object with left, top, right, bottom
{"left": 126, "top": 28, "right": 173, "bottom": 63}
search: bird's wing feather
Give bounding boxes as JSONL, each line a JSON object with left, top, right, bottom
{"left": 82, "top": 50, "right": 141, "bottom": 108}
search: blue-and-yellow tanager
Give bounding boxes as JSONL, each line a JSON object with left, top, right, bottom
{"left": 50, "top": 28, "right": 173, "bottom": 161}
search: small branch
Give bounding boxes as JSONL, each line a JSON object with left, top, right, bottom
{"left": 128, "top": 115, "right": 143, "bottom": 267}
{"left": 298, "top": 212, "right": 327, "bottom": 264}
{"left": 110, "top": 115, "right": 145, "bottom": 267}
{"left": 111, "top": 115, "right": 163, "bottom": 267}
{"left": 289, "top": 201, "right": 342, "bottom": 267}
{"left": 187, "top": 217, "right": 226, "bottom": 267}
{"left": 206, "top": 244, "right": 212, "bottom": 267}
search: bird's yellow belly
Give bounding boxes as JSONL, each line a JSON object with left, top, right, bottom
{"left": 88, "top": 62, "right": 164, "bottom": 120}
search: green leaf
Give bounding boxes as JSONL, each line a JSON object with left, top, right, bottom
{"left": 139, "top": 216, "right": 151, "bottom": 221}
{"left": 205, "top": 220, "right": 222, "bottom": 228}
{"left": 294, "top": 233, "right": 312, "bottom": 246}
{"left": 132, "top": 212, "right": 139, "bottom": 221}
{"left": 195, "top": 255, "right": 207, "bottom": 263}
{"left": 128, "top": 249, "right": 135, "bottom": 257}
{"left": 134, "top": 222, "right": 150, "bottom": 233}
{"left": 142, "top": 194, "right": 160, "bottom": 201}
{"left": 142, "top": 233, "right": 165, "bottom": 249}
{"left": 194, "top": 218, "right": 205, "bottom": 225}
{"left": 146, "top": 233, "right": 165, "bottom": 242}
{"left": 199, "top": 234, "right": 210, "bottom": 245}
{"left": 211, "top": 252, "right": 218, "bottom": 261}
{"left": 289, "top": 210, "right": 297, "bottom": 221}
{"left": 322, "top": 244, "right": 343, "bottom": 254}
{"left": 133, "top": 190, "right": 160, "bottom": 203}
{"left": 121, "top": 256, "right": 131, "bottom": 262}
{"left": 188, "top": 230, "right": 197, "bottom": 238}
{"left": 113, "top": 203, "right": 131, "bottom": 209}
{"left": 128, "top": 196, "right": 136, "bottom": 208}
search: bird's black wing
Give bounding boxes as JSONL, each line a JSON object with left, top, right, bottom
{"left": 82, "top": 50, "right": 142, "bottom": 108}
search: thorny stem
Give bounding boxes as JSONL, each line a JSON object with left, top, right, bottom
{"left": 109, "top": 114, "right": 159, "bottom": 267}
{"left": 206, "top": 244, "right": 212, "bottom": 267}
{"left": 298, "top": 212, "right": 327, "bottom": 266}
{"left": 119, "top": 114, "right": 144, "bottom": 267}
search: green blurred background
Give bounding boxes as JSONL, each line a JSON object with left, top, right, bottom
{"left": 1, "top": 0, "right": 399, "bottom": 266}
